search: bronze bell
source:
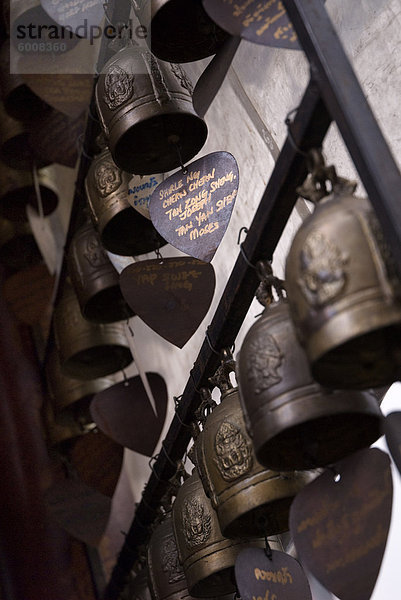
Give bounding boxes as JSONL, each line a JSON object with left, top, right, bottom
{"left": 237, "top": 262, "right": 383, "bottom": 471}
{"left": 285, "top": 149, "right": 401, "bottom": 389}
{"left": 131, "top": 0, "right": 229, "bottom": 63}
{"left": 68, "top": 220, "right": 134, "bottom": 323}
{"left": 195, "top": 358, "right": 314, "bottom": 539}
{"left": 95, "top": 45, "right": 208, "bottom": 175}
{"left": 0, "top": 160, "right": 59, "bottom": 221}
{"left": 172, "top": 468, "right": 265, "bottom": 597}
{"left": 148, "top": 514, "right": 199, "bottom": 600}
{"left": 85, "top": 147, "right": 166, "bottom": 256}
{"left": 46, "top": 348, "right": 115, "bottom": 425}
{"left": 54, "top": 282, "right": 133, "bottom": 380}
{"left": 0, "top": 218, "right": 41, "bottom": 270}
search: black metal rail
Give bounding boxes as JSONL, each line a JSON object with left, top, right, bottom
{"left": 98, "top": 0, "right": 401, "bottom": 597}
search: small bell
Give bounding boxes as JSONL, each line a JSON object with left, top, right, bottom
{"left": 68, "top": 220, "right": 134, "bottom": 323}
{"left": 195, "top": 358, "right": 314, "bottom": 539}
{"left": 54, "top": 282, "right": 133, "bottom": 380}
{"left": 172, "top": 467, "right": 265, "bottom": 597}
{"left": 132, "top": 0, "right": 229, "bottom": 63}
{"left": 95, "top": 45, "right": 208, "bottom": 174}
{"left": 285, "top": 149, "right": 401, "bottom": 388}
{"left": 237, "top": 262, "right": 383, "bottom": 471}
{"left": 85, "top": 147, "right": 166, "bottom": 256}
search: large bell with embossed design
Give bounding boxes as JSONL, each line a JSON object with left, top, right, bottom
{"left": 54, "top": 282, "right": 133, "bottom": 380}
{"left": 95, "top": 45, "right": 207, "bottom": 175}
{"left": 148, "top": 513, "right": 198, "bottom": 600}
{"left": 237, "top": 262, "right": 383, "bottom": 471}
{"left": 85, "top": 147, "right": 166, "bottom": 256}
{"left": 68, "top": 220, "right": 134, "bottom": 323}
{"left": 285, "top": 149, "right": 401, "bottom": 389}
{"left": 195, "top": 356, "right": 314, "bottom": 540}
{"left": 172, "top": 468, "right": 266, "bottom": 597}
{"left": 131, "top": 0, "right": 229, "bottom": 63}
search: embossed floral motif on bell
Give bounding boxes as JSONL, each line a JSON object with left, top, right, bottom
{"left": 94, "top": 158, "right": 122, "bottom": 197}
{"left": 104, "top": 65, "right": 134, "bottom": 110}
{"left": 183, "top": 496, "right": 212, "bottom": 547}
{"left": 214, "top": 421, "right": 253, "bottom": 481}
{"left": 161, "top": 534, "right": 184, "bottom": 585}
{"left": 246, "top": 334, "right": 283, "bottom": 394}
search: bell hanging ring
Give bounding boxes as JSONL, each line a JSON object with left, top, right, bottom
{"left": 195, "top": 358, "right": 314, "bottom": 539}
{"left": 46, "top": 348, "right": 115, "bottom": 426}
{"left": 95, "top": 45, "right": 208, "bottom": 175}
{"left": 148, "top": 513, "right": 198, "bottom": 600}
{"left": 132, "top": 0, "right": 229, "bottom": 63}
{"left": 54, "top": 282, "right": 133, "bottom": 380}
{"left": 0, "top": 160, "right": 59, "bottom": 221}
{"left": 85, "top": 147, "right": 166, "bottom": 256}
{"left": 172, "top": 467, "right": 265, "bottom": 597}
{"left": 68, "top": 220, "right": 135, "bottom": 323}
{"left": 0, "top": 218, "right": 41, "bottom": 271}
{"left": 237, "top": 262, "right": 383, "bottom": 471}
{"left": 285, "top": 151, "right": 401, "bottom": 389}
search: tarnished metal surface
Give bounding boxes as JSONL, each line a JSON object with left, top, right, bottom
{"left": 235, "top": 547, "right": 312, "bottom": 600}
{"left": 203, "top": 0, "right": 301, "bottom": 50}
{"left": 289, "top": 448, "right": 393, "bottom": 600}
{"left": 149, "top": 152, "right": 239, "bottom": 262}
{"left": 90, "top": 373, "right": 168, "bottom": 456}
{"left": 68, "top": 220, "right": 134, "bottom": 323}
{"left": 133, "top": 0, "right": 228, "bottom": 63}
{"left": 286, "top": 174, "right": 401, "bottom": 389}
{"left": 173, "top": 468, "right": 264, "bottom": 597}
{"left": 120, "top": 258, "right": 216, "bottom": 348}
{"left": 54, "top": 282, "right": 133, "bottom": 380}
{"left": 86, "top": 147, "right": 166, "bottom": 256}
{"left": 237, "top": 294, "right": 383, "bottom": 471}
{"left": 95, "top": 45, "right": 208, "bottom": 174}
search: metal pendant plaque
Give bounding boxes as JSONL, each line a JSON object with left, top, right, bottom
{"left": 383, "top": 412, "right": 401, "bottom": 476}
{"left": 289, "top": 448, "right": 393, "bottom": 600}
{"left": 40, "top": 0, "right": 104, "bottom": 33}
{"left": 202, "top": 0, "right": 301, "bottom": 50}
{"left": 24, "top": 73, "right": 93, "bottom": 118}
{"left": 46, "top": 479, "right": 111, "bottom": 546}
{"left": 149, "top": 152, "right": 239, "bottom": 262}
{"left": 68, "top": 430, "right": 124, "bottom": 498}
{"left": 128, "top": 173, "right": 164, "bottom": 220}
{"left": 235, "top": 548, "right": 312, "bottom": 600}
{"left": 90, "top": 373, "right": 168, "bottom": 456}
{"left": 120, "top": 258, "right": 216, "bottom": 348}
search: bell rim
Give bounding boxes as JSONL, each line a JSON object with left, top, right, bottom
{"left": 59, "top": 345, "right": 133, "bottom": 380}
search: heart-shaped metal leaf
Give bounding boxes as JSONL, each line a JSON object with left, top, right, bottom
{"left": 120, "top": 258, "right": 216, "bottom": 348}
{"left": 203, "top": 0, "right": 301, "bottom": 50}
{"left": 24, "top": 74, "right": 93, "bottom": 118}
{"left": 289, "top": 448, "right": 393, "bottom": 600}
{"left": 67, "top": 430, "right": 124, "bottom": 498}
{"left": 235, "top": 547, "right": 312, "bottom": 600}
{"left": 90, "top": 373, "right": 168, "bottom": 456}
{"left": 149, "top": 152, "right": 239, "bottom": 263}
{"left": 383, "top": 411, "right": 401, "bottom": 476}
{"left": 40, "top": 0, "right": 104, "bottom": 33}
{"left": 46, "top": 479, "right": 111, "bottom": 546}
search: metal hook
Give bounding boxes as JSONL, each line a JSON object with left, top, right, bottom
{"left": 121, "top": 368, "right": 129, "bottom": 387}
{"left": 161, "top": 441, "right": 177, "bottom": 468}
{"left": 206, "top": 328, "right": 220, "bottom": 356}
{"left": 285, "top": 107, "right": 308, "bottom": 157}
{"left": 264, "top": 534, "right": 273, "bottom": 561}
{"left": 170, "top": 139, "right": 188, "bottom": 174}
{"left": 77, "top": 133, "right": 93, "bottom": 161}
{"left": 103, "top": 2, "right": 114, "bottom": 27}
{"left": 148, "top": 455, "right": 169, "bottom": 483}
{"left": 155, "top": 248, "right": 164, "bottom": 264}
{"left": 174, "top": 396, "right": 192, "bottom": 431}
{"left": 237, "top": 227, "right": 257, "bottom": 270}
{"left": 126, "top": 319, "right": 135, "bottom": 338}
{"left": 328, "top": 464, "right": 341, "bottom": 483}
{"left": 190, "top": 368, "right": 202, "bottom": 394}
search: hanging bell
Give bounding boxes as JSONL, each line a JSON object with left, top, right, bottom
{"left": 237, "top": 262, "right": 383, "bottom": 471}
{"left": 0, "top": 217, "right": 41, "bottom": 270}
{"left": 95, "top": 45, "right": 208, "bottom": 175}
{"left": 195, "top": 357, "right": 314, "bottom": 539}
{"left": 0, "top": 160, "right": 59, "bottom": 221}
{"left": 46, "top": 348, "right": 115, "bottom": 425}
{"left": 54, "top": 282, "right": 133, "bottom": 380}
{"left": 68, "top": 220, "right": 135, "bottom": 323}
{"left": 285, "top": 149, "right": 401, "bottom": 389}
{"left": 43, "top": 400, "right": 94, "bottom": 449}
{"left": 148, "top": 513, "right": 198, "bottom": 600}
{"left": 132, "top": 0, "right": 229, "bottom": 63}
{"left": 172, "top": 467, "right": 265, "bottom": 597}
{"left": 85, "top": 147, "right": 166, "bottom": 256}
